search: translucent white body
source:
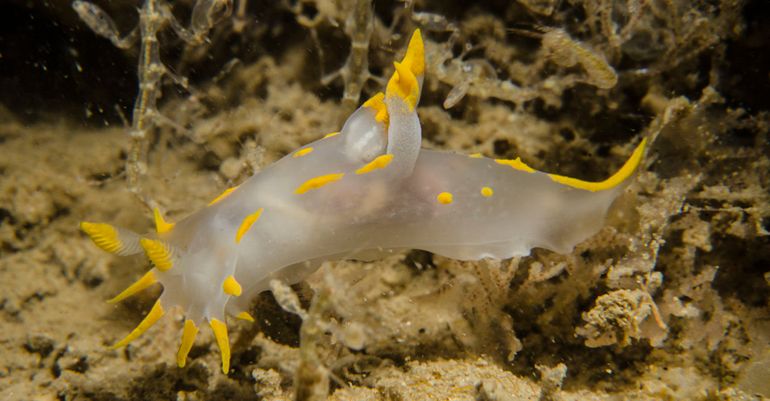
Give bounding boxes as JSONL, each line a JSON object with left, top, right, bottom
{"left": 155, "top": 100, "right": 624, "bottom": 322}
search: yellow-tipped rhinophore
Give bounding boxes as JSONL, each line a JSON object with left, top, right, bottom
{"left": 235, "top": 208, "right": 264, "bottom": 244}
{"left": 362, "top": 92, "right": 389, "bottom": 125}
{"left": 401, "top": 29, "right": 425, "bottom": 77}
{"left": 80, "top": 222, "right": 124, "bottom": 254}
{"left": 386, "top": 61, "right": 420, "bottom": 110}
{"left": 153, "top": 208, "right": 175, "bottom": 234}
{"left": 177, "top": 319, "right": 198, "bottom": 368}
{"left": 385, "top": 29, "right": 424, "bottom": 111}
{"left": 209, "top": 319, "right": 230, "bottom": 374}
{"left": 107, "top": 271, "right": 157, "bottom": 304}
{"left": 236, "top": 311, "right": 255, "bottom": 322}
{"left": 112, "top": 300, "right": 165, "bottom": 349}
{"left": 140, "top": 238, "right": 174, "bottom": 271}
{"left": 548, "top": 137, "right": 648, "bottom": 192}
{"left": 222, "top": 275, "right": 242, "bottom": 296}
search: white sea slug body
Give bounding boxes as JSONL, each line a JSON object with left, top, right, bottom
{"left": 80, "top": 30, "right": 646, "bottom": 373}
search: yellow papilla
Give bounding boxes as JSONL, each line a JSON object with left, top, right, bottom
{"left": 177, "top": 319, "right": 198, "bottom": 368}
{"left": 209, "top": 319, "right": 230, "bottom": 374}
{"left": 107, "top": 270, "right": 157, "bottom": 304}
{"left": 548, "top": 137, "right": 648, "bottom": 192}
{"left": 112, "top": 300, "right": 164, "bottom": 349}
{"left": 152, "top": 208, "right": 174, "bottom": 234}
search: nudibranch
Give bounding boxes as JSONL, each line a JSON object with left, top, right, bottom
{"left": 80, "top": 30, "right": 646, "bottom": 373}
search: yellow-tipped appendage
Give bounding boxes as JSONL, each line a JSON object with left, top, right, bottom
{"left": 152, "top": 208, "right": 174, "bottom": 234}
{"left": 177, "top": 319, "right": 198, "bottom": 368}
{"left": 209, "top": 319, "right": 230, "bottom": 374}
{"left": 356, "top": 154, "right": 394, "bottom": 175}
{"left": 140, "top": 238, "right": 174, "bottom": 271}
{"left": 548, "top": 138, "right": 648, "bottom": 192}
{"left": 107, "top": 271, "right": 157, "bottom": 304}
{"left": 385, "top": 29, "right": 424, "bottom": 111}
{"left": 79, "top": 222, "right": 124, "bottom": 254}
{"left": 222, "top": 275, "right": 242, "bottom": 296}
{"left": 495, "top": 157, "right": 536, "bottom": 173}
{"left": 235, "top": 208, "right": 263, "bottom": 244}
{"left": 112, "top": 300, "right": 165, "bottom": 349}
{"left": 236, "top": 311, "right": 255, "bottom": 322}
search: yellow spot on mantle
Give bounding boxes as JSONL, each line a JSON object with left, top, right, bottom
{"left": 295, "top": 173, "right": 345, "bottom": 195}
{"left": 437, "top": 192, "right": 453, "bottom": 205}
{"left": 481, "top": 187, "right": 494, "bottom": 197}
{"left": 223, "top": 275, "right": 242, "bottom": 296}
{"left": 548, "top": 138, "right": 648, "bottom": 192}
{"left": 235, "top": 208, "right": 263, "bottom": 244}
{"left": 208, "top": 186, "right": 239, "bottom": 206}
{"left": 469, "top": 153, "right": 484, "bottom": 158}
{"left": 495, "top": 157, "right": 536, "bottom": 173}
{"left": 356, "top": 154, "right": 394, "bottom": 175}
{"left": 292, "top": 147, "right": 314, "bottom": 158}
{"left": 140, "top": 238, "right": 173, "bottom": 271}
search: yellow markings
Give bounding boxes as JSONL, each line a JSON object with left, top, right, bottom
{"left": 209, "top": 318, "right": 230, "bottom": 374}
{"left": 235, "top": 208, "right": 263, "bottom": 244}
{"left": 112, "top": 300, "right": 164, "bottom": 349}
{"left": 495, "top": 157, "right": 536, "bottom": 173}
{"left": 362, "top": 92, "right": 389, "bottom": 125}
{"left": 401, "top": 29, "right": 425, "bottom": 76}
{"left": 385, "top": 30, "right": 424, "bottom": 110}
{"left": 80, "top": 222, "right": 123, "bottom": 254}
{"left": 323, "top": 131, "right": 340, "bottom": 139}
{"left": 108, "top": 271, "right": 157, "bottom": 304}
{"left": 177, "top": 319, "right": 198, "bottom": 368}
{"left": 223, "top": 275, "right": 242, "bottom": 296}
{"left": 481, "top": 187, "right": 494, "bottom": 197}
{"left": 236, "top": 311, "right": 255, "bottom": 322}
{"left": 152, "top": 208, "right": 174, "bottom": 234}
{"left": 469, "top": 153, "right": 484, "bottom": 158}
{"left": 355, "top": 154, "right": 394, "bottom": 175}
{"left": 387, "top": 61, "right": 419, "bottom": 110}
{"left": 548, "top": 138, "right": 648, "bottom": 192}
{"left": 140, "top": 238, "right": 173, "bottom": 271}
{"left": 437, "top": 192, "right": 454, "bottom": 205}
{"left": 292, "top": 147, "right": 314, "bottom": 158}
{"left": 208, "top": 186, "right": 239, "bottom": 206}
{"left": 294, "top": 173, "right": 345, "bottom": 195}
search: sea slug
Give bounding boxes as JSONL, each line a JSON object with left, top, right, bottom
{"left": 80, "top": 30, "right": 646, "bottom": 373}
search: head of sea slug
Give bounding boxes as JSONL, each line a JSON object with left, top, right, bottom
{"left": 79, "top": 208, "right": 252, "bottom": 374}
